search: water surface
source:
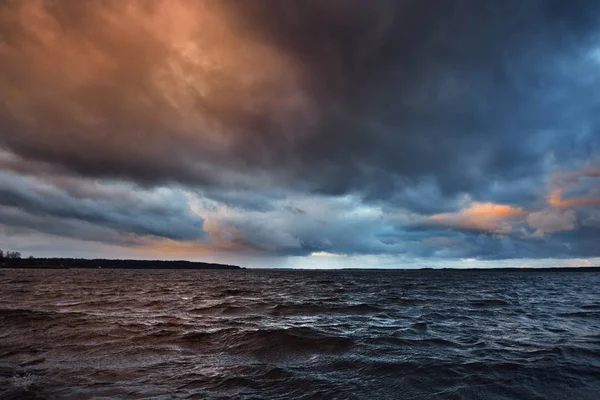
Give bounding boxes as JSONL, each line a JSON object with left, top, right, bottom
{"left": 1, "top": 269, "right": 599, "bottom": 399}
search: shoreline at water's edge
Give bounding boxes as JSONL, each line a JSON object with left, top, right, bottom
{"left": 0, "top": 258, "right": 243, "bottom": 270}
{"left": 336, "top": 266, "right": 600, "bottom": 272}
{"left": 1, "top": 264, "right": 598, "bottom": 271}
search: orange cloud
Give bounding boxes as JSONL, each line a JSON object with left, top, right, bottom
{"left": 547, "top": 167, "right": 600, "bottom": 209}
{"left": 141, "top": 237, "right": 247, "bottom": 258}
{"left": 429, "top": 202, "right": 525, "bottom": 233}
{"left": 0, "top": 0, "right": 313, "bottom": 180}
{"left": 548, "top": 189, "right": 600, "bottom": 208}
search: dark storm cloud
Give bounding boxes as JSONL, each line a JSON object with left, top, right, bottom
{"left": 222, "top": 0, "right": 600, "bottom": 199}
{"left": 1, "top": 0, "right": 600, "bottom": 262}
{"left": 1, "top": 1, "right": 599, "bottom": 199}
{"left": 0, "top": 170, "right": 205, "bottom": 241}
{"left": 0, "top": 205, "right": 143, "bottom": 247}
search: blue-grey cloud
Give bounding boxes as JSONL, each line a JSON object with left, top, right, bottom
{"left": 0, "top": 170, "right": 206, "bottom": 241}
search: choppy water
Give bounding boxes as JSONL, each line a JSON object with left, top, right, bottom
{"left": 1, "top": 269, "right": 599, "bottom": 399}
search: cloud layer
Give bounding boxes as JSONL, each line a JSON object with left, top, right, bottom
{"left": 1, "top": 0, "right": 600, "bottom": 266}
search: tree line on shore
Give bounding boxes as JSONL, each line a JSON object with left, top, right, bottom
{"left": 0, "top": 249, "right": 242, "bottom": 269}
{"left": 0, "top": 249, "right": 22, "bottom": 260}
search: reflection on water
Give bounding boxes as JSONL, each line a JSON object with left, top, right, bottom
{"left": 1, "top": 269, "right": 599, "bottom": 399}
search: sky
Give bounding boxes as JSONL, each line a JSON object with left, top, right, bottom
{"left": 1, "top": 0, "right": 600, "bottom": 268}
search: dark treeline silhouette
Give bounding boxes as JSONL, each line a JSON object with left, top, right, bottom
{"left": 0, "top": 257, "right": 242, "bottom": 270}
{"left": 0, "top": 249, "right": 21, "bottom": 260}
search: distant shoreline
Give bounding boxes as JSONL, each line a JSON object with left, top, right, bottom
{"left": 1, "top": 261, "right": 598, "bottom": 272}
{"left": 0, "top": 258, "right": 243, "bottom": 270}
{"left": 337, "top": 266, "right": 600, "bottom": 272}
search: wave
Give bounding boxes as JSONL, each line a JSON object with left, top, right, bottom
{"left": 0, "top": 308, "right": 56, "bottom": 321}
{"left": 270, "top": 303, "right": 385, "bottom": 316}
{"left": 374, "top": 337, "right": 458, "bottom": 347}
{"left": 558, "top": 311, "right": 600, "bottom": 318}
{"left": 468, "top": 299, "right": 511, "bottom": 307}
{"left": 182, "top": 327, "right": 354, "bottom": 358}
